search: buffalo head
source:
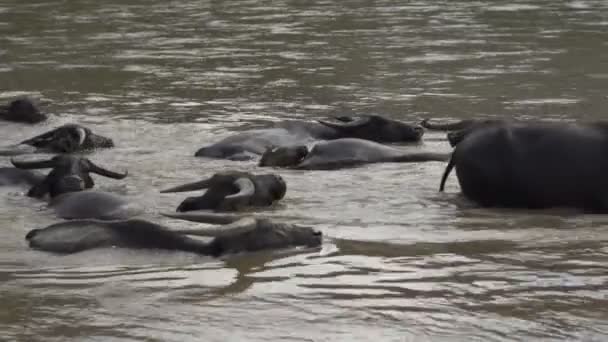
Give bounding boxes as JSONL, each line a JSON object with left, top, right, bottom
{"left": 161, "top": 171, "right": 286, "bottom": 212}
{"left": 318, "top": 115, "right": 424, "bottom": 142}
{"left": 259, "top": 145, "right": 309, "bottom": 167}
{"left": 20, "top": 124, "right": 114, "bottom": 153}
{"left": 0, "top": 97, "right": 47, "bottom": 123}
{"left": 162, "top": 212, "right": 323, "bottom": 256}
{"left": 12, "top": 155, "right": 128, "bottom": 198}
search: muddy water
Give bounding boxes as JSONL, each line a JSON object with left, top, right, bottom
{"left": 2, "top": 1, "right": 608, "bottom": 341}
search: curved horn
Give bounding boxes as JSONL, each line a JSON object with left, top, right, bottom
{"left": 317, "top": 116, "right": 371, "bottom": 130}
{"left": 161, "top": 211, "right": 243, "bottom": 224}
{"left": 0, "top": 144, "right": 37, "bottom": 156}
{"left": 225, "top": 177, "right": 255, "bottom": 200}
{"left": 11, "top": 157, "right": 56, "bottom": 169}
{"left": 20, "top": 129, "right": 56, "bottom": 145}
{"left": 334, "top": 115, "right": 355, "bottom": 122}
{"left": 160, "top": 178, "right": 213, "bottom": 193}
{"left": 87, "top": 161, "right": 128, "bottom": 179}
{"left": 74, "top": 127, "right": 86, "bottom": 146}
{"left": 172, "top": 217, "right": 258, "bottom": 237}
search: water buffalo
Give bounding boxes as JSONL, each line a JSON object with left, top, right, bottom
{"left": 1, "top": 124, "right": 115, "bottom": 156}
{"left": 259, "top": 138, "right": 449, "bottom": 170}
{"left": 0, "top": 97, "right": 47, "bottom": 123}
{"left": 439, "top": 122, "right": 608, "bottom": 212}
{"left": 25, "top": 212, "right": 322, "bottom": 256}
{"left": 11, "top": 155, "right": 128, "bottom": 198}
{"left": 161, "top": 171, "right": 286, "bottom": 212}
{"left": 195, "top": 115, "right": 424, "bottom": 160}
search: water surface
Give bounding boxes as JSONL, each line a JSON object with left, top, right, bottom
{"left": 1, "top": 1, "right": 608, "bottom": 341}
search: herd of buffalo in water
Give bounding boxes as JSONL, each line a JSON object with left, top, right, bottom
{"left": 1, "top": 96, "right": 606, "bottom": 258}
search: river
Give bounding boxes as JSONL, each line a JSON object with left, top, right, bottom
{"left": 1, "top": 1, "right": 608, "bottom": 341}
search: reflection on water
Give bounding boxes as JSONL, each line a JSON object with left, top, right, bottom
{"left": 2, "top": 0, "right": 608, "bottom": 341}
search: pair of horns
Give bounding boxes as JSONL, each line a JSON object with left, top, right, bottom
{"left": 162, "top": 211, "right": 258, "bottom": 237}
{"left": 11, "top": 157, "right": 128, "bottom": 179}
{"left": 161, "top": 176, "right": 255, "bottom": 201}
{"left": 21, "top": 125, "right": 86, "bottom": 147}
{"left": 318, "top": 116, "right": 371, "bottom": 130}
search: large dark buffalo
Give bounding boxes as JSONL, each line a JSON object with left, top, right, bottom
{"left": 26, "top": 213, "right": 322, "bottom": 256}
{"left": 439, "top": 122, "right": 608, "bottom": 212}
{"left": 161, "top": 171, "right": 286, "bottom": 212}
{"left": 195, "top": 115, "right": 424, "bottom": 160}
{"left": 0, "top": 97, "right": 47, "bottom": 123}
{"left": 0, "top": 124, "right": 115, "bottom": 156}
{"left": 259, "top": 138, "right": 449, "bottom": 170}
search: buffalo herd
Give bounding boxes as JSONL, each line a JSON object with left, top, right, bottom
{"left": 1, "top": 96, "right": 604, "bottom": 259}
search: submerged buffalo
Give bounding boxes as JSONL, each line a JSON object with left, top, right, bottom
{"left": 49, "top": 191, "right": 142, "bottom": 220}
{"left": 439, "top": 122, "right": 608, "bottom": 212}
{"left": 1, "top": 124, "right": 115, "bottom": 156}
{"left": 161, "top": 171, "right": 286, "bottom": 212}
{"left": 0, "top": 167, "right": 44, "bottom": 187}
{"left": 12, "top": 155, "right": 128, "bottom": 198}
{"left": 0, "top": 97, "right": 47, "bottom": 123}
{"left": 195, "top": 115, "right": 424, "bottom": 160}
{"left": 26, "top": 212, "right": 322, "bottom": 256}
{"left": 259, "top": 138, "right": 449, "bottom": 170}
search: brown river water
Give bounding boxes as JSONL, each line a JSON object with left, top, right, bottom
{"left": 1, "top": 1, "right": 608, "bottom": 341}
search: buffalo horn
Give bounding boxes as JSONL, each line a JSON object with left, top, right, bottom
{"left": 171, "top": 217, "right": 258, "bottom": 237}
{"left": 87, "top": 161, "right": 128, "bottom": 179}
{"left": 20, "top": 129, "right": 56, "bottom": 145}
{"left": 317, "top": 116, "right": 370, "bottom": 129}
{"left": 11, "top": 157, "right": 55, "bottom": 169}
{"left": 74, "top": 127, "right": 87, "bottom": 146}
{"left": 225, "top": 177, "right": 255, "bottom": 200}
{"left": 160, "top": 178, "right": 213, "bottom": 193}
{"left": 161, "top": 211, "right": 242, "bottom": 224}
